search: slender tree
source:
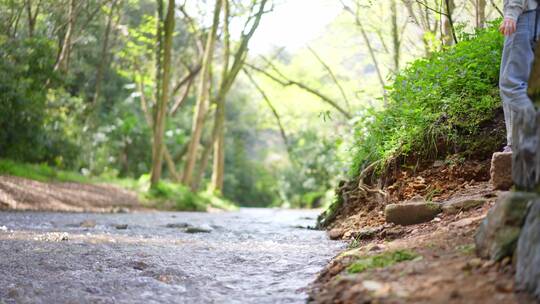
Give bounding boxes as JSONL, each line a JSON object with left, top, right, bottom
{"left": 209, "top": 0, "right": 270, "bottom": 192}
{"left": 391, "top": 0, "right": 400, "bottom": 71}
{"left": 475, "top": 0, "right": 487, "bottom": 28}
{"left": 25, "top": 0, "right": 42, "bottom": 38}
{"left": 442, "top": 0, "right": 457, "bottom": 45}
{"left": 182, "top": 0, "right": 222, "bottom": 187}
{"left": 150, "top": 0, "right": 176, "bottom": 188}
{"left": 93, "top": 0, "right": 120, "bottom": 105}
{"left": 54, "top": 0, "right": 76, "bottom": 72}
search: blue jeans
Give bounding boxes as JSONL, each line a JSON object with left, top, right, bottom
{"left": 500, "top": 11, "right": 538, "bottom": 146}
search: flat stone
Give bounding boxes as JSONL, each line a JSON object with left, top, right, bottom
{"left": 115, "top": 224, "right": 128, "bottom": 230}
{"left": 475, "top": 192, "right": 534, "bottom": 261}
{"left": 111, "top": 207, "right": 130, "bottom": 213}
{"left": 384, "top": 202, "right": 442, "bottom": 226}
{"left": 449, "top": 216, "right": 485, "bottom": 228}
{"left": 185, "top": 226, "right": 212, "bottom": 234}
{"left": 516, "top": 200, "right": 540, "bottom": 299}
{"left": 433, "top": 160, "right": 445, "bottom": 168}
{"left": 490, "top": 152, "right": 513, "bottom": 190}
{"left": 352, "top": 226, "right": 384, "bottom": 241}
{"left": 165, "top": 223, "right": 190, "bottom": 229}
{"left": 80, "top": 220, "right": 96, "bottom": 228}
{"left": 442, "top": 198, "right": 487, "bottom": 214}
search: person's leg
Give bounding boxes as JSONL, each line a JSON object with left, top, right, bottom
{"left": 500, "top": 37, "right": 514, "bottom": 149}
{"left": 499, "top": 13, "right": 536, "bottom": 150}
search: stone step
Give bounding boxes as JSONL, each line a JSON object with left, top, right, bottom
{"left": 490, "top": 152, "right": 513, "bottom": 190}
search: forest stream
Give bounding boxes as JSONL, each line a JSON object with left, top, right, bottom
{"left": 0, "top": 209, "right": 344, "bottom": 304}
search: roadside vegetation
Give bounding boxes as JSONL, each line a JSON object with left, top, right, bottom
{"left": 0, "top": 159, "right": 235, "bottom": 211}
{"left": 349, "top": 23, "right": 504, "bottom": 178}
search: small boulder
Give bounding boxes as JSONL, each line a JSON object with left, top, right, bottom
{"left": 475, "top": 192, "right": 534, "bottom": 261}
{"left": 516, "top": 200, "right": 540, "bottom": 299}
{"left": 328, "top": 228, "right": 344, "bottom": 240}
{"left": 442, "top": 197, "right": 487, "bottom": 214}
{"left": 490, "top": 152, "right": 513, "bottom": 190}
{"left": 384, "top": 201, "right": 442, "bottom": 226}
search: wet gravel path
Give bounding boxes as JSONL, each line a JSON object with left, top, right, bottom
{"left": 0, "top": 209, "right": 344, "bottom": 304}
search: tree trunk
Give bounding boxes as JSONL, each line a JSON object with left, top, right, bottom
{"left": 391, "top": 0, "right": 400, "bottom": 71}
{"left": 182, "top": 0, "right": 222, "bottom": 187}
{"left": 93, "top": 0, "right": 119, "bottom": 105}
{"left": 154, "top": 0, "right": 164, "bottom": 116}
{"left": 442, "top": 0, "right": 457, "bottom": 46}
{"left": 54, "top": 0, "right": 76, "bottom": 72}
{"left": 192, "top": 138, "right": 213, "bottom": 192}
{"left": 209, "top": 0, "right": 230, "bottom": 193}
{"left": 150, "top": 0, "right": 175, "bottom": 188}
{"left": 25, "top": 0, "right": 41, "bottom": 38}
{"left": 208, "top": 0, "right": 269, "bottom": 192}
{"left": 210, "top": 95, "right": 226, "bottom": 191}
{"left": 475, "top": 0, "right": 487, "bottom": 28}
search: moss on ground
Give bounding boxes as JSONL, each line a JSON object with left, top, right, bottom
{"left": 347, "top": 250, "right": 420, "bottom": 274}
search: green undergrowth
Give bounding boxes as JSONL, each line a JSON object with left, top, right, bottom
{"left": 0, "top": 158, "right": 93, "bottom": 183}
{"left": 143, "top": 176, "right": 237, "bottom": 212}
{"left": 350, "top": 22, "right": 505, "bottom": 177}
{"left": 347, "top": 250, "right": 420, "bottom": 274}
{"left": 0, "top": 158, "right": 237, "bottom": 212}
{"left": 319, "top": 23, "right": 505, "bottom": 229}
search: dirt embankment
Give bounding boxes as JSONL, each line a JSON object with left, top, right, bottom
{"left": 0, "top": 175, "right": 144, "bottom": 213}
{"left": 310, "top": 158, "right": 537, "bottom": 303}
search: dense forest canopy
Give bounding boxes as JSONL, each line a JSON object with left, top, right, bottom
{"left": 0, "top": 0, "right": 503, "bottom": 208}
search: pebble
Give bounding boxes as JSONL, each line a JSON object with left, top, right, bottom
{"left": 495, "top": 281, "right": 513, "bottom": 293}
{"left": 131, "top": 261, "right": 149, "bottom": 271}
{"left": 80, "top": 220, "right": 96, "bottom": 228}
{"left": 462, "top": 258, "right": 482, "bottom": 271}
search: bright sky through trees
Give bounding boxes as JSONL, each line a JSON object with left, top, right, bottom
{"left": 248, "top": 0, "right": 342, "bottom": 54}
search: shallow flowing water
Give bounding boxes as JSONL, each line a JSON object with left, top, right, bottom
{"left": 0, "top": 208, "right": 344, "bottom": 304}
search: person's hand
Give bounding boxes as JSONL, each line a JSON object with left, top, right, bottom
{"left": 499, "top": 18, "right": 517, "bottom": 36}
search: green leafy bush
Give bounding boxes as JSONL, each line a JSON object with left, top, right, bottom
{"left": 350, "top": 23, "right": 504, "bottom": 176}
{"left": 148, "top": 182, "right": 207, "bottom": 211}
{"left": 0, "top": 37, "right": 56, "bottom": 161}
